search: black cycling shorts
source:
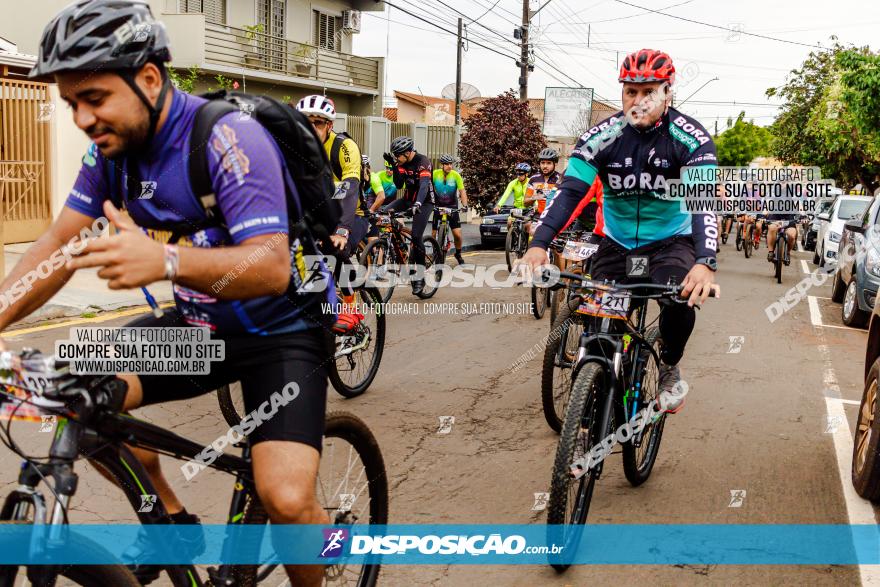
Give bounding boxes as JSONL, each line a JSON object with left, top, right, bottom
{"left": 590, "top": 235, "right": 696, "bottom": 285}
{"left": 124, "top": 309, "right": 331, "bottom": 452}
{"left": 432, "top": 209, "right": 461, "bottom": 230}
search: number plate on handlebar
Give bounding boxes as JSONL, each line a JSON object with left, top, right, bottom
{"left": 561, "top": 241, "right": 598, "bottom": 261}
{"left": 576, "top": 290, "right": 631, "bottom": 320}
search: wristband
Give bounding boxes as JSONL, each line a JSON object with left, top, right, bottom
{"left": 164, "top": 244, "right": 180, "bottom": 281}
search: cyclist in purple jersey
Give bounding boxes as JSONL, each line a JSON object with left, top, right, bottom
{"left": 10, "top": 2, "right": 336, "bottom": 585}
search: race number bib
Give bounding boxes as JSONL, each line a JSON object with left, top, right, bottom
{"left": 576, "top": 290, "right": 631, "bottom": 320}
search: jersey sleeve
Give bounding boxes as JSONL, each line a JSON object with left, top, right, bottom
{"left": 338, "top": 138, "right": 361, "bottom": 182}
{"left": 205, "top": 113, "right": 289, "bottom": 244}
{"left": 677, "top": 123, "right": 719, "bottom": 259}
{"left": 496, "top": 181, "right": 515, "bottom": 207}
{"left": 64, "top": 143, "right": 109, "bottom": 218}
{"left": 370, "top": 173, "right": 385, "bottom": 195}
{"left": 454, "top": 171, "right": 464, "bottom": 190}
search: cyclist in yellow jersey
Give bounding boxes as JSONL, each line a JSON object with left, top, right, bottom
{"left": 432, "top": 154, "right": 469, "bottom": 265}
{"left": 295, "top": 94, "right": 367, "bottom": 333}
{"left": 494, "top": 162, "right": 533, "bottom": 233}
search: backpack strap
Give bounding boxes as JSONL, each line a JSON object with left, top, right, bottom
{"left": 186, "top": 99, "right": 240, "bottom": 241}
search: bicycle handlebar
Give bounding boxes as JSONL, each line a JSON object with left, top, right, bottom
{"left": 549, "top": 270, "right": 718, "bottom": 300}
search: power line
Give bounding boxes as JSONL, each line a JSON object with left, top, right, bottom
{"left": 611, "top": 0, "right": 827, "bottom": 50}
{"left": 381, "top": 0, "right": 519, "bottom": 61}
{"left": 467, "top": 0, "right": 502, "bottom": 24}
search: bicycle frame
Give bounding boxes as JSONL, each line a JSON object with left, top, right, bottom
{"left": 0, "top": 402, "right": 258, "bottom": 587}
{"left": 570, "top": 299, "right": 661, "bottom": 479}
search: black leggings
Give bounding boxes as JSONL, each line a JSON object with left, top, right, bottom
{"left": 383, "top": 198, "right": 434, "bottom": 268}
{"left": 589, "top": 236, "right": 697, "bottom": 366}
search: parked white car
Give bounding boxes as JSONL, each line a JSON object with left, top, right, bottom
{"left": 815, "top": 194, "right": 873, "bottom": 267}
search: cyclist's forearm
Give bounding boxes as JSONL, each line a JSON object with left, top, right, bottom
{"left": 175, "top": 236, "right": 291, "bottom": 300}
{"left": 496, "top": 190, "right": 512, "bottom": 208}
{"left": 415, "top": 177, "right": 431, "bottom": 206}
{"left": 0, "top": 234, "right": 76, "bottom": 331}
{"left": 691, "top": 212, "right": 718, "bottom": 260}
{"left": 369, "top": 191, "right": 386, "bottom": 213}
{"left": 459, "top": 189, "right": 468, "bottom": 205}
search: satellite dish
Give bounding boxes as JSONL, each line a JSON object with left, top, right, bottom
{"left": 441, "top": 82, "right": 481, "bottom": 101}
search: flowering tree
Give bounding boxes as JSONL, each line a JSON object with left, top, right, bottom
{"left": 458, "top": 90, "right": 546, "bottom": 212}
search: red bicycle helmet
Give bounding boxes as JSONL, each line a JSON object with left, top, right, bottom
{"left": 618, "top": 49, "right": 675, "bottom": 84}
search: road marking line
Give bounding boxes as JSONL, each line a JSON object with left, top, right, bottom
{"left": 817, "top": 343, "right": 880, "bottom": 586}
{"left": 801, "top": 260, "right": 810, "bottom": 275}
{"left": 828, "top": 398, "right": 862, "bottom": 406}
{"left": 4, "top": 304, "right": 174, "bottom": 337}
{"left": 807, "top": 296, "right": 867, "bottom": 332}
{"left": 808, "top": 296, "right": 823, "bottom": 327}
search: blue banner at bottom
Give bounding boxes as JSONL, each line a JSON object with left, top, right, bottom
{"left": 0, "top": 524, "right": 878, "bottom": 565}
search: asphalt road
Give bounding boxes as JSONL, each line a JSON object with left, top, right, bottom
{"left": 0, "top": 237, "right": 875, "bottom": 586}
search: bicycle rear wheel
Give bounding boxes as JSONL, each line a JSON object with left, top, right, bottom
{"left": 775, "top": 236, "right": 784, "bottom": 283}
{"left": 541, "top": 296, "right": 584, "bottom": 433}
{"left": 505, "top": 226, "right": 520, "bottom": 272}
{"left": 361, "top": 239, "right": 396, "bottom": 303}
{"left": 229, "top": 412, "right": 388, "bottom": 587}
{"left": 531, "top": 285, "right": 549, "bottom": 319}
{"left": 546, "top": 362, "right": 605, "bottom": 572}
{"left": 621, "top": 326, "right": 667, "bottom": 486}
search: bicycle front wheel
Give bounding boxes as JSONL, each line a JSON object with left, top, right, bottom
{"left": 532, "top": 286, "right": 549, "bottom": 319}
{"left": 329, "top": 287, "right": 387, "bottom": 398}
{"left": 775, "top": 237, "right": 784, "bottom": 283}
{"left": 229, "top": 412, "right": 389, "bottom": 587}
{"left": 505, "top": 227, "right": 519, "bottom": 272}
{"left": 415, "top": 237, "right": 441, "bottom": 299}
{"left": 361, "top": 239, "right": 396, "bottom": 303}
{"left": 744, "top": 225, "right": 753, "bottom": 258}
{"left": 735, "top": 224, "right": 743, "bottom": 251}
{"left": 547, "top": 362, "right": 606, "bottom": 572}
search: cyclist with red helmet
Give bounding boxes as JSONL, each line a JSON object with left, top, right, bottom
{"left": 520, "top": 48, "right": 720, "bottom": 414}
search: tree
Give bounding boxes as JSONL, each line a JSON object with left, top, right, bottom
{"left": 767, "top": 41, "right": 880, "bottom": 191}
{"left": 458, "top": 90, "right": 546, "bottom": 212}
{"left": 714, "top": 112, "right": 773, "bottom": 166}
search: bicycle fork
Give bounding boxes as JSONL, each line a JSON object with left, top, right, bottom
{"left": 586, "top": 338, "right": 624, "bottom": 480}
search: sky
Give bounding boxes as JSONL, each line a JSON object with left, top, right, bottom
{"left": 353, "top": 0, "right": 880, "bottom": 129}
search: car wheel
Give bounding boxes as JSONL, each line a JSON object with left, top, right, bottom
{"left": 853, "top": 358, "right": 880, "bottom": 501}
{"left": 831, "top": 269, "right": 847, "bottom": 303}
{"left": 843, "top": 277, "right": 870, "bottom": 328}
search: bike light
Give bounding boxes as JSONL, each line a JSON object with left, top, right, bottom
{"left": 829, "top": 231, "right": 841, "bottom": 243}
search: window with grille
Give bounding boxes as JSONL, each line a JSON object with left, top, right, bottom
{"left": 179, "top": 0, "right": 226, "bottom": 24}
{"left": 255, "top": 0, "right": 285, "bottom": 72}
{"left": 314, "top": 11, "right": 342, "bottom": 51}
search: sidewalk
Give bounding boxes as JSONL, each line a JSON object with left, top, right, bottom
{"left": 4, "top": 243, "right": 174, "bottom": 327}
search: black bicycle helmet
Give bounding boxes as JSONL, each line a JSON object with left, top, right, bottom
{"left": 30, "top": 0, "right": 173, "bottom": 148}
{"left": 439, "top": 154, "right": 455, "bottom": 165}
{"left": 538, "top": 147, "right": 559, "bottom": 162}
{"left": 390, "top": 136, "right": 415, "bottom": 156}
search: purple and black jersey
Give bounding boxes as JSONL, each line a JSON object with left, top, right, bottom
{"left": 66, "top": 89, "right": 336, "bottom": 336}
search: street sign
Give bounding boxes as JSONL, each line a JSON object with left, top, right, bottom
{"left": 543, "top": 87, "right": 593, "bottom": 139}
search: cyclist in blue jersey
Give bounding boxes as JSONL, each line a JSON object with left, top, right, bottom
{"left": 432, "top": 154, "right": 469, "bottom": 265}
{"left": 12, "top": 2, "right": 335, "bottom": 585}
{"left": 520, "top": 48, "right": 720, "bottom": 414}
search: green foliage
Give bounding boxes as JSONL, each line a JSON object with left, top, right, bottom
{"left": 243, "top": 23, "right": 265, "bottom": 41}
{"left": 458, "top": 90, "right": 546, "bottom": 212}
{"left": 768, "top": 41, "right": 880, "bottom": 191}
{"left": 167, "top": 66, "right": 201, "bottom": 94}
{"left": 212, "top": 75, "right": 236, "bottom": 91}
{"left": 714, "top": 112, "right": 773, "bottom": 166}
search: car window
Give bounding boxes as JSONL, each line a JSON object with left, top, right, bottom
{"left": 865, "top": 197, "right": 880, "bottom": 225}
{"left": 838, "top": 199, "right": 870, "bottom": 219}
{"left": 819, "top": 200, "right": 833, "bottom": 214}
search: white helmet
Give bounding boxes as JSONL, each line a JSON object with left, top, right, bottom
{"left": 296, "top": 94, "right": 336, "bottom": 121}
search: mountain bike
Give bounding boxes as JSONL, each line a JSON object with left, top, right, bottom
{"left": 541, "top": 240, "right": 600, "bottom": 433}
{"left": 361, "top": 210, "right": 441, "bottom": 302}
{"left": 0, "top": 349, "right": 388, "bottom": 587}
{"left": 545, "top": 273, "right": 715, "bottom": 572}
{"left": 769, "top": 222, "right": 792, "bottom": 284}
{"left": 505, "top": 208, "right": 535, "bottom": 273}
{"left": 434, "top": 206, "right": 468, "bottom": 266}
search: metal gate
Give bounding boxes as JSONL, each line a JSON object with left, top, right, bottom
{"left": 0, "top": 79, "right": 52, "bottom": 243}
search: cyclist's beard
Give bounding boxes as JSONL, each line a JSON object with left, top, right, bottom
{"left": 88, "top": 117, "right": 149, "bottom": 159}
{"left": 626, "top": 102, "right": 663, "bottom": 129}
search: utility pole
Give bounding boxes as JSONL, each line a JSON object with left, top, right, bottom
{"left": 455, "top": 17, "right": 463, "bottom": 126}
{"left": 518, "top": 0, "right": 529, "bottom": 101}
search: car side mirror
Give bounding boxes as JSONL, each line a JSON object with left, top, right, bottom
{"left": 845, "top": 217, "right": 866, "bottom": 234}
{"left": 818, "top": 212, "right": 830, "bottom": 221}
